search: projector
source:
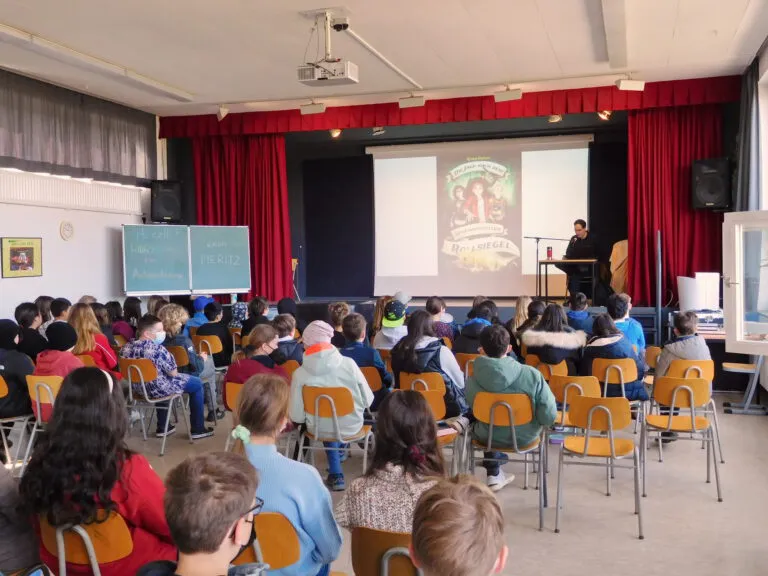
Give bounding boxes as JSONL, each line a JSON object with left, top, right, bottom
{"left": 298, "top": 60, "right": 359, "bottom": 86}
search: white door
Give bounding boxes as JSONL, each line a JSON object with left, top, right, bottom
{"left": 723, "top": 210, "right": 768, "bottom": 354}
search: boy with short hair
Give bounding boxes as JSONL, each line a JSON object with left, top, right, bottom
{"left": 186, "top": 296, "right": 214, "bottom": 330}
{"left": 655, "top": 310, "right": 711, "bottom": 378}
{"left": 137, "top": 452, "right": 264, "bottom": 576}
{"left": 196, "top": 302, "right": 234, "bottom": 368}
{"left": 466, "top": 325, "right": 556, "bottom": 492}
{"left": 339, "top": 312, "right": 392, "bottom": 410}
{"left": 41, "top": 297, "right": 71, "bottom": 336}
{"left": 411, "top": 476, "right": 508, "bottom": 576}
{"left": 272, "top": 313, "right": 304, "bottom": 364}
{"left": 607, "top": 293, "right": 645, "bottom": 354}
{"left": 566, "top": 292, "right": 593, "bottom": 335}
{"left": 328, "top": 302, "right": 351, "bottom": 348}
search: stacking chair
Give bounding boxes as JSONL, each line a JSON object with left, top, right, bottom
{"left": 297, "top": 386, "right": 373, "bottom": 472}
{"left": 223, "top": 380, "right": 294, "bottom": 456}
{"left": 167, "top": 345, "right": 217, "bottom": 426}
{"left": 113, "top": 334, "right": 128, "bottom": 349}
{"left": 352, "top": 527, "right": 421, "bottom": 576}
{"left": 554, "top": 395, "right": 643, "bottom": 539}
{"left": 229, "top": 326, "right": 242, "bottom": 349}
{"left": 76, "top": 354, "right": 96, "bottom": 367}
{"left": 119, "top": 358, "right": 192, "bottom": 456}
{"left": 282, "top": 359, "right": 301, "bottom": 380}
{"left": 641, "top": 376, "right": 722, "bottom": 502}
{"left": 0, "top": 376, "right": 31, "bottom": 473}
{"left": 645, "top": 346, "right": 662, "bottom": 371}
{"left": 468, "top": 392, "right": 547, "bottom": 530}
{"left": 360, "top": 366, "right": 383, "bottom": 392}
{"left": 377, "top": 348, "right": 392, "bottom": 373}
{"left": 591, "top": 357, "right": 644, "bottom": 431}
{"left": 455, "top": 353, "right": 481, "bottom": 379}
{"left": 547, "top": 375, "right": 601, "bottom": 427}
{"left": 39, "top": 511, "right": 133, "bottom": 576}
{"left": 414, "top": 388, "right": 462, "bottom": 476}
{"left": 400, "top": 372, "right": 445, "bottom": 392}
{"left": 21, "top": 375, "right": 63, "bottom": 475}
{"left": 188, "top": 326, "right": 199, "bottom": 338}
{"left": 192, "top": 334, "right": 225, "bottom": 366}
{"left": 441, "top": 336, "right": 453, "bottom": 350}
{"left": 525, "top": 354, "right": 567, "bottom": 382}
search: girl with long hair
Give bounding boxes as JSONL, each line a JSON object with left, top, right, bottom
{"left": 91, "top": 302, "right": 117, "bottom": 347}
{"left": 521, "top": 303, "right": 585, "bottom": 374}
{"left": 34, "top": 295, "right": 53, "bottom": 338}
{"left": 123, "top": 296, "right": 142, "bottom": 329}
{"left": 106, "top": 300, "right": 135, "bottom": 342}
{"left": 20, "top": 367, "right": 176, "bottom": 574}
{"left": 370, "top": 295, "right": 393, "bottom": 341}
{"left": 68, "top": 303, "right": 118, "bottom": 374}
{"left": 391, "top": 310, "right": 467, "bottom": 417}
{"left": 226, "top": 324, "right": 288, "bottom": 386}
{"left": 336, "top": 390, "right": 444, "bottom": 532}
{"left": 511, "top": 296, "right": 532, "bottom": 332}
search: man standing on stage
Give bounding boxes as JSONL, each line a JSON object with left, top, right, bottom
{"left": 564, "top": 219, "right": 597, "bottom": 297}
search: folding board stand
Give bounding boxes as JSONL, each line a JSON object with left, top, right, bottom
{"left": 723, "top": 355, "right": 767, "bottom": 415}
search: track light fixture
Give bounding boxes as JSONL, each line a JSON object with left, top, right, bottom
{"left": 597, "top": 110, "right": 612, "bottom": 121}
{"left": 548, "top": 114, "right": 562, "bottom": 123}
{"left": 329, "top": 128, "right": 342, "bottom": 138}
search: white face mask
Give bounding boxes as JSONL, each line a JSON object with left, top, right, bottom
{"left": 152, "top": 331, "right": 167, "bottom": 345}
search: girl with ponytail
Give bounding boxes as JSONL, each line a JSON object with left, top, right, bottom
{"left": 335, "top": 390, "right": 445, "bottom": 533}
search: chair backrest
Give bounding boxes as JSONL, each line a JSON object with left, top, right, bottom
{"left": 400, "top": 372, "right": 446, "bottom": 392}
{"left": 0, "top": 375, "right": 8, "bottom": 399}
{"left": 192, "top": 334, "right": 223, "bottom": 355}
{"left": 415, "top": 389, "right": 447, "bottom": 421}
{"left": 360, "top": 366, "right": 383, "bottom": 392}
{"left": 472, "top": 392, "right": 533, "bottom": 426}
{"left": 548, "top": 375, "right": 601, "bottom": 404}
{"left": 525, "top": 354, "right": 567, "bottom": 381}
{"left": 166, "top": 346, "right": 190, "bottom": 368}
{"left": 465, "top": 358, "right": 477, "bottom": 378}
{"left": 76, "top": 354, "right": 96, "bottom": 367}
{"left": 39, "top": 511, "right": 133, "bottom": 567}
{"left": 352, "top": 527, "right": 419, "bottom": 576}
{"left": 520, "top": 343, "right": 528, "bottom": 356}
{"left": 229, "top": 327, "right": 242, "bottom": 348}
{"left": 118, "top": 358, "right": 159, "bottom": 383}
{"left": 455, "top": 353, "right": 480, "bottom": 373}
{"left": 25, "top": 375, "right": 64, "bottom": 423}
{"left": 666, "top": 359, "right": 715, "bottom": 382}
{"left": 302, "top": 386, "right": 356, "bottom": 418}
{"left": 645, "top": 346, "right": 662, "bottom": 369}
{"left": 188, "top": 326, "right": 198, "bottom": 337}
{"left": 282, "top": 360, "right": 300, "bottom": 379}
{"left": 225, "top": 381, "right": 244, "bottom": 413}
{"left": 234, "top": 511, "right": 301, "bottom": 567}
{"left": 652, "top": 377, "right": 711, "bottom": 409}
{"left": 441, "top": 336, "right": 453, "bottom": 350}
{"left": 229, "top": 326, "right": 242, "bottom": 337}
{"left": 113, "top": 334, "right": 127, "bottom": 348}
{"left": 567, "top": 395, "right": 631, "bottom": 432}
{"left": 377, "top": 348, "right": 392, "bottom": 371}
{"left": 591, "top": 357, "right": 638, "bottom": 384}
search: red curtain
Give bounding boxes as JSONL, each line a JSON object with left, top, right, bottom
{"left": 627, "top": 105, "right": 723, "bottom": 306}
{"left": 192, "top": 134, "right": 293, "bottom": 300}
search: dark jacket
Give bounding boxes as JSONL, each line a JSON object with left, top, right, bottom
{"left": 16, "top": 328, "right": 47, "bottom": 362}
{"left": 241, "top": 315, "right": 270, "bottom": 337}
{"left": 453, "top": 318, "right": 492, "bottom": 355}
{"left": 0, "top": 348, "right": 33, "bottom": 418}
{"left": 100, "top": 325, "right": 118, "bottom": 347}
{"left": 331, "top": 330, "right": 346, "bottom": 348}
{"left": 339, "top": 341, "right": 393, "bottom": 389}
{"left": 164, "top": 333, "right": 205, "bottom": 376}
{"left": 579, "top": 334, "right": 648, "bottom": 401}
{"left": 565, "top": 232, "right": 598, "bottom": 260}
{"left": 137, "top": 560, "right": 266, "bottom": 576}
{"left": 196, "top": 321, "right": 234, "bottom": 368}
{"left": 521, "top": 328, "right": 586, "bottom": 375}
{"left": 277, "top": 338, "right": 305, "bottom": 364}
{"left": 567, "top": 310, "right": 594, "bottom": 335}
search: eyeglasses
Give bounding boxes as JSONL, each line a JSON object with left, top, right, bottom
{"left": 243, "top": 497, "right": 264, "bottom": 521}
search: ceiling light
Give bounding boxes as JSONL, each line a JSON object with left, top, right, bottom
{"left": 493, "top": 87, "right": 523, "bottom": 103}
{"left": 598, "top": 110, "right": 612, "bottom": 121}
{"left": 398, "top": 95, "right": 425, "bottom": 109}
{"left": 372, "top": 127, "right": 386, "bottom": 136}
{"left": 300, "top": 102, "right": 326, "bottom": 115}
{"left": 616, "top": 79, "right": 645, "bottom": 92}
{"left": 548, "top": 114, "right": 562, "bottom": 123}
{"left": 216, "top": 106, "right": 229, "bottom": 121}
{"left": 329, "top": 128, "right": 342, "bottom": 138}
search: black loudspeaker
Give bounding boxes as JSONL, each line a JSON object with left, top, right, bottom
{"left": 150, "top": 180, "right": 183, "bottom": 223}
{"left": 692, "top": 158, "right": 730, "bottom": 210}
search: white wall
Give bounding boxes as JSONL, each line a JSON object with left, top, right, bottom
{"left": 0, "top": 170, "right": 148, "bottom": 318}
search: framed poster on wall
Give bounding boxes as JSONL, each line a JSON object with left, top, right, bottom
{"left": 1, "top": 237, "right": 42, "bottom": 278}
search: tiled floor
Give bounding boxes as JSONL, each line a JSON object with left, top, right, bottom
{"left": 134, "top": 393, "right": 768, "bottom": 576}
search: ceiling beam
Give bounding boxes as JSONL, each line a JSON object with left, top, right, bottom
{"left": 600, "top": 0, "right": 628, "bottom": 69}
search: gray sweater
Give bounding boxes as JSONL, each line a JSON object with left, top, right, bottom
{"left": 655, "top": 334, "right": 711, "bottom": 378}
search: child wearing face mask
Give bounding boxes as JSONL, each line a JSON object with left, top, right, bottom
{"left": 225, "top": 325, "right": 288, "bottom": 390}
{"left": 120, "top": 314, "right": 213, "bottom": 440}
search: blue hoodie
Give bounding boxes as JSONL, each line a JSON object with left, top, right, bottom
{"left": 567, "top": 310, "right": 593, "bottom": 335}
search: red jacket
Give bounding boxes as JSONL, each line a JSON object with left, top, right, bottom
{"left": 37, "top": 454, "right": 176, "bottom": 575}
{"left": 34, "top": 350, "right": 83, "bottom": 380}
{"left": 224, "top": 357, "right": 288, "bottom": 408}
{"left": 81, "top": 333, "right": 119, "bottom": 375}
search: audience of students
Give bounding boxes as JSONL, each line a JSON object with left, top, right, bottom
{"left": 91, "top": 302, "right": 117, "bottom": 347}
{"left": 426, "top": 296, "right": 454, "bottom": 342}
{"left": 160, "top": 304, "right": 221, "bottom": 422}
{"left": 184, "top": 296, "right": 213, "bottom": 332}
{"left": 120, "top": 315, "right": 213, "bottom": 439}
{"left": 106, "top": 300, "right": 135, "bottom": 342}
{"left": 372, "top": 299, "right": 408, "bottom": 350}
{"left": 226, "top": 325, "right": 288, "bottom": 386}
{"left": 329, "top": 302, "right": 351, "bottom": 348}
{"left": 147, "top": 295, "right": 169, "bottom": 317}
{"left": 467, "top": 295, "right": 488, "bottom": 320}
{"left": 508, "top": 298, "right": 546, "bottom": 357}
{"left": 655, "top": 310, "right": 711, "bottom": 378}
{"left": 234, "top": 374, "right": 342, "bottom": 575}
{"left": 42, "top": 297, "right": 71, "bottom": 336}
{"left": 466, "top": 325, "right": 556, "bottom": 491}
{"left": 453, "top": 300, "right": 497, "bottom": 355}
{"left": 521, "top": 303, "right": 586, "bottom": 374}
{"left": 33, "top": 322, "right": 84, "bottom": 379}
{"left": 391, "top": 310, "right": 468, "bottom": 418}
{"left": 123, "top": 296, "right": 143, "bottom": 329}
{"left": 277, "top": 296, "right": 306, "bottom": 334}
{"left": 0, "top": 320, "right": 33, "bottom": 419}
{"left": 411, "top": 476, "right": 508, "bottom": 576}
{"left": 567, "top": 292, "right": 594, "bottom": 335}
{"left": 369, "top": 295, "right": 393, "bottom": 342}
{"left": 14, "top": 302, "right": 48, "bottom": 362}
{"left": 339, "top": 312, "right": 391, "bottom": 410}
{"left": 273, "top": 313, "right": 304, "bottom": 364}
{"left": 138, "top": 452, "right": 260, "bottom": 576}
{"left": 69, "top": 303, "right": 119, "bottom": 374}
{"left": 510, "top": 295, "right": 532, "bottom": 332}
{"left": 240, "top": 297, "right": 270, "bottom": 337}
{"left": 607, "top": 293, "right": 646, "bottom": 354}
{"left": 289, "top": 320, "right": 374, "bottom": 491}
{"left": 20, "top": 367, "right": 177, "bottom": 575}
{"left": 196, "top": 302, "right": 234, "bottom": 368}
{"left": 0, "top": 466, "right": 42, "bottom": 575}
{"left": 579, "top": 313, "right": 648, "bottom": 401}
{"left": 336, "top": 390, "right": 443, "bottom": 532}
{"left": 34, "top": 296, "right": 54, "bottom": 339}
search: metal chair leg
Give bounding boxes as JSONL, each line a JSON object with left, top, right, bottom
{"left": 606, "top": 458, "right": 612, "bottom": 496}
{"left": 524, "top": 453, "right": 529, "bottom": 490}
{"left": 159, "top": 405, "right": 171, "bottom": 457}
{"left": 710, "top": 407, "right": 725, "bottom": 463}
{"left": 641, "top": 423, "right": 647, "bottom": 497}
{"left": 19, "top": 425, "right": 39, "bottom": 477}
{"left": 633, "top": 448, "right": 644, "bottom": 539}
{"left": 178, "top": 396, "right": 193, "bottom": 444}
{"left": 538, "top": 443, "right": 544, "bottom": 531}
{"left": 711, "top": 428, "right": 723, "bottom": 502}
{"left": 554, "top": 445, "right": 565, "bottom": 533}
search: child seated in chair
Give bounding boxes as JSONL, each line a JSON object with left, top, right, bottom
{"left": 339, "top": 313, "right": 391, "bottom": 411}
{"left": 411, "top": 476, "right": 508, "bottom": 576}
{"left": 272, "top": 314, "right": 304, "bottom": 364}
{"left": 34, "top": 322, "right": 84, "bottom": 379}
{"left": 137, "top": 451, "right": 265, "bottom": 576}
{"left": 196, "top": 302, "right": 234, "bottom": 369}
{"left": 289, "top": 321, "right": 373, "bottom": 492}
{"left": 466, "top": 325, "right": 556, "bottom": 492}
{"left": 655, "top": 310, "right": 711, "bottom": 378}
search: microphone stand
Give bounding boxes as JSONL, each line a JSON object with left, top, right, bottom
{"left": 523, "top": 236, "right": 571, "bottom": 298}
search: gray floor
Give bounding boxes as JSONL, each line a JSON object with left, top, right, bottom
{"left": 131, "top": 393, "right": 768, "bottom": 576}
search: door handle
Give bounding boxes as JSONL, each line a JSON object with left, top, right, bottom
{"left": 724, "top": 276, "right": 740, "bottom": 287}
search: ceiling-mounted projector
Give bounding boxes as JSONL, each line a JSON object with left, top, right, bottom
{"left": 297, "top": 60, "right": 359, "bottom": 86}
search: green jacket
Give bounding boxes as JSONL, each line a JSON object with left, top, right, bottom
{"left": 466, "top": 356, "right": 557, "bottom": 448}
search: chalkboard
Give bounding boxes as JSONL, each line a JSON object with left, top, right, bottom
{"left": 189, "top": 226, "right": 251, "bottom": 294}
{"left": 122, "top": 225, "right": 190, "bottom": 294}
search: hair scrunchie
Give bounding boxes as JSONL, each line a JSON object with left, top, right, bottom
{"left": 407, "top": 445, "right": 426, "bottom": 465}
{"left": 231, "top": 424, "right": 251, "bottom": 443}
